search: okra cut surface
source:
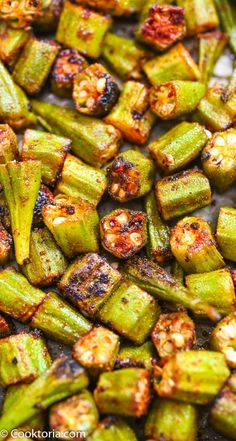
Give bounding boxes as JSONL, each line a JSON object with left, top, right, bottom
{"left": 0, "top": 124, "right": 18, "bottom": 164}
{"left": 216, "top": 207, "right": 236, "bottom": 262}
{"left": 210, "top": 373, "right": 236, "bottom": 440}
{"left": 211, "top": 312, "right": 236, "bottom": 368}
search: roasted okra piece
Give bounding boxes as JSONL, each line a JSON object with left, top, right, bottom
{"left": 156, "top": 168, "right": 211, "bottom": 221}
{"left": 0, "top": 0, "right": 42, "bottom": 29}
{"left": 152, "top": 312, "right": 196, "bottom": 359}
{"left": 0, "top": 223, "right": 12, "bottom": 265}
{"left": 0, "top": 22, "right": 30, "bottom": 68}
{"left": 149, "top": 122, "right": 208, "bottom": 175}
{"left": 87, "top": 416, "right": 138, "bottom": 441}
{"left": 105, "top": 81, "right": 155, "bottom": 145}
{"left": 30, "top": 292, "right": 92, "bottom": 345}
{"left": 49, "top": 390, "right": 99, "bottom": 438}
{"left": 74, "top": 0, "right": 142, "bottom": 16}
{"left": 202, "top": 129, "right": 236, "bottom": 192}
{"left": 107, "top": 150, "right": 155, "bottom": 203}
{"left": 214, "top": 0, "right": 236, "bottom": 55}
{"left": 150, "top": 80, "right": 206, "bottom": 120}
{"left": 73, "top": 326, "right": 120, "bottom": 372}
{"left": 144, "top": 190, "right": 171, "bottom": 264}
{"left": 216, "top": 207, "right": 236, "bottom": 262}
{"left": 31, "top": 100, "right": 122, "bottom": 168}
{"left": 170, "top": 216, "right": 224, "bottom": 274}
{"left": 56, "top": 2, "right": 112, "bottom": 59}
{"left": 211, "top": 312, "right": 236, "bottom": 368}
{"left": 0, "top": 125, "right": 18, "bottom": 164}
{"left": 210, "top": 373, "right": 236, "bottom": 439}
{"left": 171, "top": 259, "right": 185, "bottom": 284}
{"left": 59, "top": 253, "right": 122, "bottom": 317}
{"left": 94, "top": 368, "right": 150, "bottom": 417}
{"left": 98, "top": 281, "right": 160, "bottom": 344}
{"left": 156, "top": 350, "right": 230, "bottom": 405}
{"left": 185, "top": 268, "right": 235, "bottom": 317}
{"left": 100, "top": 208, "right": 147, "bottom": 259}
{"left": 33, "top": 0, "right": 63, "bottom": 33}
{"left": 0, "top": 357, "right": 89, "bottom": 435}
{"left": 42, "top": 194, "right": 99, "bottom": 258}
{"left": 145, "top": 398, "right": 198, "bottom": 441}
{"left": 21, "top": 129, "right": 71, "bottom": 187}
{"left": 176, "top": 0, "right": 219, "bottom": 36}
{"left": 0, "top": 332, "right": 51, "bottom": 387}
{"left": 0, "top": 315, "right": 11, "bottom": 338}
{"left": 33, "top": 184, "right": 54, "bottom": 226}
{"left": 198, "top": 31, "right": 228, "bottom": 85}
{"left": 116, "top": 340, "right": 157, "bottom": 370}
{"left": 0, "top": 160, "right": 41, "bottom": 265}
{"left": 136, "top": 5, "right": 186, "bottom": 51}
{"left": 222, "top": 60, "right": 236, "bottom": 103}
{"left": 73, "top": 63, "right": 119, "bottom": 117}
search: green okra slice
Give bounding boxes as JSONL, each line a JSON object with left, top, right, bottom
{"left": 97, "top": 281, "right": 160, "bottom": 344}
{"left": 0, "top": 60, "right": 36, "bottom": 130}
{"left": 73, "top": 0, "right": 142, "bottom": 16}
{"left": 198, "top": 31, "right": 228, "bottom": 85}
{"left": 185, "top": 268, "right": 235, "bottom": 317}
{"left": 0, "top": 22, "right": 30, "bottom": 68}
{"left": 105, "top": 81, "right": 155, "bottom": 145}
{"left": 33, "top": 184, "right": 54, "bottom": 226}
{"left": 56, "top": 2, "right": 112, "bottom": 59}
{"left": 49, "top": 390, "right": 99, "bottom": 438}
{"left": 145, "top": 398, "right": 198, "bottom": 441}
{"left": 216, "top": 207, "right": 236, "bottom": 262}
{"left": 55, "top": 153, "right": 107, "bottom": 206}
{"left": 150, "top": 81, "right": 206, "bottom": 120}
{"left": 143, "top": 43, "right": 200, "bottom": 87}
{"left": 42, "top": 194, "right": 99, "bottom": 258}
{"left": 176, "top": 0, "right": 219, "bottom": 36}
{"left": 94, "top": 368, "right": 150, "bottom": 417}
{"left": 51, "top": 48, "right": 88, "bottom": 97}
{"left": 155, "top": 350, "right": 230, "bottom": 405}
{"left": 107, "top": 150, "right": 155, "bottom": 203}
{"left": 0, "top": 0, "right": 42, "bottom": 29}
{"left": 31, "top": 100, "right": 122, "bottom": 168}
{"left": 202, "top": 129, "right": 236, "bottom": 192}
{"left": 144, "top": 190, "right": 171, "bottom": 264}
{"left": 170, "top": 216, "right": 225, "bottom": 274}
{"left": 149, "top": 122, "right": 208, "bottom": 175}
{"left": 0, "top": 332, "right": 51, "bottom": 387}
{"left": 0, "top": 222, "right": 12, "bottom": 265}
{"left": 210, "top": 373, "right": 236, "bottom": 439}
{"left": 171, "top": 259, "right": 185, "bottom": 284}
{"left": 115, "top": 340, "right": 157, "bottom": 370}
{"left": 21, "top": 129, "right": 71, "bottom": 187}
{"left": 214, "top": 0, "right": 236, "bottom": 55}
{"left": 30, "top": 292, "right": 92, "bottom": 345}
{"left": 0, "top": 315, "right": 11, "bottom": 338}
{"left": 73, "top": 326, "right": 120, "bottom": 372}
{"left": 0, "top": 356, "right": 89, "bottom": 436}
{"left": 0, "top": 160, "right": 41, "bottom": 265}
{"left": 0, "top": 125, "right": 18, "bottom": 164}
{"left": 155, "top": 168, "right": 211, "bottom": 221}
{"left": 33, "top": 0, "right": 63, "bottom": 33}
{"left": 211, "top": 312, "right": 236, "bottom": 369}
{"left": 87, "top": 416, "right": 138, "bottom": 441}
{"left": 0, "top": 267, "right": 45, "bottom": 322}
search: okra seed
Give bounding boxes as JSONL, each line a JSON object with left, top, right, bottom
{"left": 96, "top": 78, "right": 106, "bottom": 93}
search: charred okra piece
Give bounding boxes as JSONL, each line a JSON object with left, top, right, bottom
{"left": 149, "top": 122, "right": 208, "bottom": 174}
{"left": 0, "top": 267, "right": 45, "bottom": 322}
{"left": 102, "top": 33, "right": 150, "bottom": 81}
{"left": 202, "top": 129, "right": 236, "bottom": 192}
{"left": 73, "top": 327, "right": 120, "bottom": 372}
{"left": 87, "top": 417, "right": 138, "bottom": 441}
{"left": 42, "top": 194, "right": 99, "bottom": 257}
{"left": 94, "top": 368, "right": 150, "bottom": 417}
{"left": 150, "top": 81, "right": 206, "bottom": 120}
{"left": 156, "top": 168, "right": 211, "bottom": 221}
{"left": 186, "top": 268, "right": 235, "bottom": 317}
{"left": 0, "top": 0, "right": 41, "bottom": 29}
{"left": 0, "top": 160, "right": 41, "bottom": 265}
{"left": 73, "top": 63, "right": 119, "bottom": 117}
{"left": 0, "top": 125, "right": 18, "bottom": 164}
{"left": 198, "top": 31, "right": 228, "bottom": 85}
{"left": 210, "top": 373, "right": 236, "bottom": 439}
{"left": 216, "top": 207, "right": 236, "bottom": 262}
{"left": 34, "top": 0, "right": 63, "bottom": 33}
{"left": 116, "top": 340, "right": 157, "bottom": 370}
{"left": 59, "top": 253, "right": 122, "bottom": 317}
{"left": 144, "top": 190, "right": 171, "bottom": 264}
{"left": 0, "top": 192, "right": 11, "bottom": 231}
{"left": 170, "top": 216, "right": 225, "bottom": 274}
{"left": 98, "top": 281, "right": 160, "bottom": 344}
{"left": 74, "top": 0, "right": 142, "bottom": 16}
{"left": 13, "top": 38, "right": 59, "bottom": 95}
{"left": 0, "top": 315, "right": 11, "bottom": 338}
{"left": 176, "top": 0, "right": 219, "bottom": 36}
{"left": 152, "top": 312, "right": 196, "bottom": 359}
{"left": 143, "top": 43, "right": 200, "bottom": 86}
{"left": 55, "top": 154, "right": 107, "bottom": 205}
{"left": 0, "top": 223, "right": 12, "bottom": 265}
{"left": 21, "top": 129, "right": 71, "bottom": 187}
{"left": 0, "top": 357, "right": 89, "bottom": 435}
{"left": 107, "top": 150, "right": 155, "bottom": 203}
{"left": 100, "top": 208, "right": 147, "bottom": 259}
{"left": 145, "top": 398, "right": 198, "bottom": 441}
{"left": 31, "top": 100, "right": 122, "bottom": 168}
{"left": 0, "top": 22, "right": 30, "bottom": 68}
{"left": 214, "top": 0, "right": 236, "bottom": 55}
{"left": 211, "top": 312, "right": 236, "bottom": 368}
{"left": 136, "top": 5, "right": 186, "bottom": 51}
{"left": 49, "top": 390, "right": 99, "bottom": 438}
{"left": 30, "top": 292, "right": 92, "bottom": 345}
{"left": 105, "top": 81, "right": 155, "bottom": 145}
{"left": 33, "top": 184, "right": 54, "bottom": 226}
{"left": 0, "top": 332, "right": 51, "bottom": 387}
{"left": 56, "top": 3, "right": 112, "bottom": 59}
{"left": 156, "top": 350, "right": 230, "bottom": 404}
